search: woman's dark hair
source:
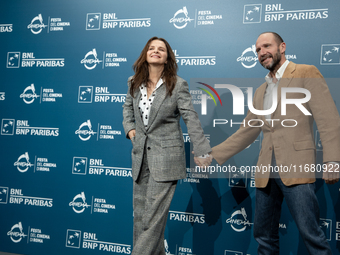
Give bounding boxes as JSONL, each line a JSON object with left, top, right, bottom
{"left": 130, "top": 37, "right": 178, "bottom": 97}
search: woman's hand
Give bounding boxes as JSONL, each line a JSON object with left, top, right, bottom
{"left": 128, "top": 129, "right": 136, "bottom": 140}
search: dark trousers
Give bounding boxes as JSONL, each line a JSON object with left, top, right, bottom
{"left": 254, "top": 155, "right": 332, "bottom": 255}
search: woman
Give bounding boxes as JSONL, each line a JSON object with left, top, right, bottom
{"left": 122, "top": 37, "right": 212, "bottom": 255}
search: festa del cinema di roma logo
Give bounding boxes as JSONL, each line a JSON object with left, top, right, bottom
{"left": 69, "top": 192, "right": 91, "bottom": 213}
{"left": 75, "top": 120, "right": 96, "bottom": 141}
{"left": 198, "top": 82, "right": 312, "bottom": 127}
{"left": 20, "top": 84, "right": 40, "bottom": 104}
{"left": 169, "top": 6, "right": 194, "bottom": 29}
{"left": 226, "top": 208, "right": 253, "bottom": 232}
{"left": 27, "top": 14, "right": 47, "bottom": 34}
{"left": 7, "top": 222, "right": 27, "bottom": 243}
{"left": 81, "top": 49, "right": 102, "bottom": 70}
{"left": 14, "top": 152, "right": 34, "bottom": 173}
{"left": 237, "top": 45, "right": 258, "bottom": 69}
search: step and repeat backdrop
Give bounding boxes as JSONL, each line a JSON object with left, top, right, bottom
{"left": 1, "top": 0, "right": 340, "bottom": 254}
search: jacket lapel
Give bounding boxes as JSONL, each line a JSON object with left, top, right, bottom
{"left": 273, "top": 62, "right": 296, "bottom": 119}
{"left": 147, "top": 83, "right": 167, "bottom": 130}
{"left": 256, "top": 62, "right": 296, "bottom": 128}
{"left": 254, "top": 84, "right": 267, "bottom": 124}
{"left": 134, "top": 90, "right": 146, "bottom": 132}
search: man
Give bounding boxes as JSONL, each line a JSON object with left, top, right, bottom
{"left": 211, "top": 32, "right": 340, "bottom": 254}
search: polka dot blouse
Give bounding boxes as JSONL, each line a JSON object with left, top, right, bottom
{"left": 139, "top": 78, "right": 164, "bottom": 128}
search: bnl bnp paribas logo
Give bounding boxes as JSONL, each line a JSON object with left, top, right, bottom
{"left": 66, "top": 229, "right": 131, "bottom": 252}
{"left": 86, "top": 12, "right": 151, "bottom": 30}
{"left": 319, "top": 218, "right": 332, "bottom": 241}
{"left": 7, "top": 52, "right": 65, "bottom": 68}
{"left": 0, "top": 187, "right": 9, "bottom": 204}
{"left": 66, "top": 229, "right": 81, "bottom": 248}
{"left": 243, "top": 4, "right": 262, "bottom": 23}
{"left": 7, "top": 52, "right": 20, "bottom": 68}
{"left": 73, "top": 157, "right": 87, "bottom": 175}
{"left": 0, "top": 23, "right": 13, "bottom": 32}
{"left": 86, "top": 13, "right": 101, "bottom": 30}
{"left": 321, "top": 44, "right": 340, "bottom": 65}
{"left": 243, "top": 4, "right": 328, "bottom": 23}
{"left": 78, "top": 86, "right": 126, "bottom": 104}
{"left": 1, "top": 119, "right": 14, "bottom": 135}
{"left": 78, "top": 86, "right": 93, "bottom": 102}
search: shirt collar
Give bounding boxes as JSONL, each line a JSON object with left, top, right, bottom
{"left": 139, "top": 78, "right": 164, "bottom": 92}
{"left": 265, "top": 60, "right": 289, "bottom": 84}
{"left": 155, "top": 78, "right": 164, "bottom": 90}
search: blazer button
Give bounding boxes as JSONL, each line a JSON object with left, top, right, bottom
{"left": 147, "top": 147, "right": 151, "bottom": 150}
{"left": 269, "top": 147, "right": 272, "bottom": 150}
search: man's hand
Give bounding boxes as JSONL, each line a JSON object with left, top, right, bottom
{"left": 194, "top": 156, "right": 213, "bottom": 168}
{"left": 323, "top": 162, "right": 340, "bottom": 184}
{"left": 193, "top": 152, "right": 213, "bottom": 168}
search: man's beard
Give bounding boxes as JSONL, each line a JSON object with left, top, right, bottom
{"left": 260, "top": 49, "right": 281, "bottom": 72}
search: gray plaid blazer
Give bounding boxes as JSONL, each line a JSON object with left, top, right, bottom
{"left": 122, "top": 76, "right": 211, "bottom": 182}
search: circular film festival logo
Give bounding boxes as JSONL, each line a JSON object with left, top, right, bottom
{"left": 20, "top": 84, "right": 40, "bottom": 104}
{"left": 81, "top": 49, "right": 102, "bottom": 70}
{"left": 237, "top": 45, "right": 258, "bottom": 68}
{"left": 226, "top": 208, "right": 253, "bottom": 232}
{"left": 75, "top": 120, "right": 96, "bottom": 141}
{"left": 69, "top": 192, "right": 91, "bottom": 213}
{"left": 14, "top": 152, "right": 34, "bottom": 173}
{"left": 169, "top": 6, "right": 194, "bottom": 29}
{"left": 7, "top": 222, "right": 27, "bottom": 243}
{"left": 27, "top": 14, "right": 47, "bottom": 34}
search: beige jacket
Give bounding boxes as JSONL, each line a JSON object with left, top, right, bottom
{"left": 212, "top": 62, "right": 340, "bottom": 187}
